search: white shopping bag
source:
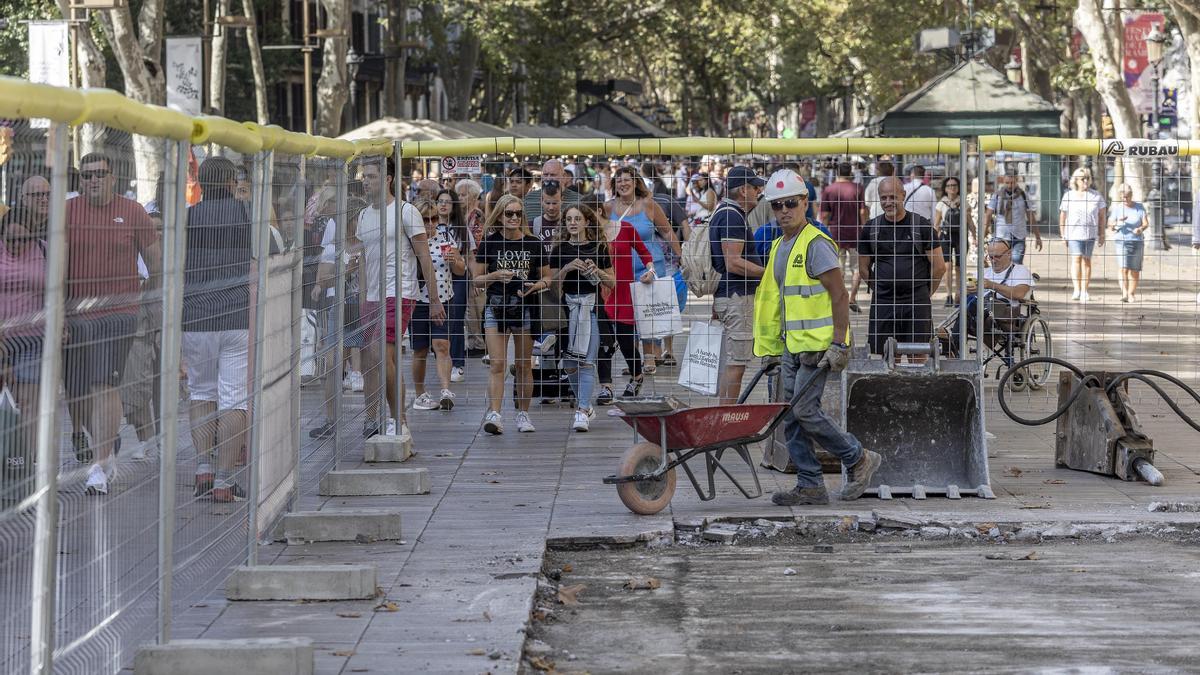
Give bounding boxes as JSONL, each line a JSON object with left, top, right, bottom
{"left": 677, "top": 320, "right": 723, "bottom": 396}
{"left": 630, "top": 278, "right": 682, "bottom": 340}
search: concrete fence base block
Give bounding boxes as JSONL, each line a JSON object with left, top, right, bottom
{"left": 363, "top": 434, "right": 413, "bottom": 462}
{"left": 283, "top": 509, "right": 402, "bottom": 543}
{"left": 319, "top": 468, "right": 430, "bottom": 496}
{"left": 134, "top": 638, "right": 314, "bottom": 675}
{"left": 226, "top": 564, "right": 377, "bottom": 600}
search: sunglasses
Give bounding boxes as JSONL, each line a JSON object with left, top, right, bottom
{"left": 770, "top": 197, "right": 805, "bottom": 211}
{"left": 80, "top": 169, "right": 110, "bottom": 180}
{"left": 502, "top": 210, "right": 523, "bottom": 219}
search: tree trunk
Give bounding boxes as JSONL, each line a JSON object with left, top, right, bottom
{"left": 242, "top": 0, "right": 270, "bottom": 124}
{"left": 382, "top": 0, "right": 407, "bottom": 118}
{"left": 448, "top": 25, "right": 480, "bottom": 121}
{"left": 97, "top": 3, "right": 166, "bottom": 203}
{"left": 1075, "top": 0, "right": 1149, "bottom": 199}
{"left": 315, "top": 0, "right": 349, "bottom": 136}
{"left": 209, "top": 0, "right": 231, "bottom": 113}
{"left": 57, "top": 2, "right": 107, "bottom": 153}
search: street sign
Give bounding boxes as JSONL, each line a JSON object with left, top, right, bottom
{"left": 1100, "top": 139, "right": 1179, "bottom": 157}
{"left": 440, "top": 155, "right": 481, "bottom": 176}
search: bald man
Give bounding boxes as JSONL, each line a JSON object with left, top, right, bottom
{"left": 524, "top": 158, "right": 581, "bottom": 220}
{"left": 858, "top": 177, "right": 945, "bottom": 357}
{"left": 20, "top": 175, "right": 52, "bottom": 238}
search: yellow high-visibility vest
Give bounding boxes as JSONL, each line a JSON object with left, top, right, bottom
{"left": 753, "top": 224, "right": 838, "bottom": 356}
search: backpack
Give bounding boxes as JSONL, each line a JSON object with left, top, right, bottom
{"left": 681, "top": 204, "right": 735, "bottom": 297}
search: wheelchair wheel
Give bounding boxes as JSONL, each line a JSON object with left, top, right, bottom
{"left": 1021, "top": 317, "right": 1053, "bottom": 390}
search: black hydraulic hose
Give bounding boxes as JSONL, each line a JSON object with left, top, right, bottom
{"left": 997, "top": 357, "right": 1200, "bottom": 432}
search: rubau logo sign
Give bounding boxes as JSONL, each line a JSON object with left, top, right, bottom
{"left": 1101, "top": 139, "right": 1179, "bottom": 157}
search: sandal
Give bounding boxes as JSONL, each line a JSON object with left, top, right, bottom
{"left": 661, "top": 353, "right": 677, "bottom": 367}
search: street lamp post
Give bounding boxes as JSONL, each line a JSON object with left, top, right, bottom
{"left": 1145, "top": 24, "right": 1168, "bottom": 251}
{"left": 347, "top": 46, "right": 363, "bottom": 129}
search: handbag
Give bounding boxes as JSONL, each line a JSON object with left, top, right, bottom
{"left": 677, "top": 320, "right": 723, "bottom": 396}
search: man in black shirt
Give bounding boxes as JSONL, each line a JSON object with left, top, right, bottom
{"left": 858, "top": 177, "right": 946, "bottom": 358}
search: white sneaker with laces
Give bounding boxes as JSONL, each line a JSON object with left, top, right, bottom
{"left": 412, "top": 392, "right": 439, "bottom": 410}
{"left": 451, "top": 367, "right": 465, "bottom": 383}
{"left": 85, "top": 464, "right": 108, "bottom": 495}
{"left": 483, "top": 410, "right": 503, "bottom": 435}
{"left": 349, "top": 371, "right": 365, "bottom": 392}
{"left": 516, "top": 411, "right": 536, "bottom": 433}
{"left": 572, "top": 410, "right": 590, "bottom": 432}
{"left": 439, "top": 389, "right": 456, "bottom": 410}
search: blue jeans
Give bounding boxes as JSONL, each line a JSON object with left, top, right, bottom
{"left": 449, "top": 276, "right": 468, "bottom": 368}
{"left": 564, "top": 310, "right": 600, "bottom": 409}
{"left": 780, "top": 351, "right": 863, "bottom": 489}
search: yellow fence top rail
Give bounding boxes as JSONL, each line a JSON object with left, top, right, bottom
{"left": 396, "top": 136, "right": 964, "bottom": 158}
{"left": 980, "top": 135, "right": 1200, "bottom": 156}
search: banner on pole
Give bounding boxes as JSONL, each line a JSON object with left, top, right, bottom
{"left": 166, "top": 37, "right": 203, "bottom": 116}
{"left": 28, "top": 21, "right": 70, "bottom": 128}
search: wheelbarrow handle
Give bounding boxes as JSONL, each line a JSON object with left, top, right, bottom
{"left": 736, "top": 362, "right": 781, "bottom": 405}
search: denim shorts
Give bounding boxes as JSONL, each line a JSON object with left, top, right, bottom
{"left": 1118, "top": 240, "right": 1145, "bottom": 272}
{"left": 1067, "top": 239, "right": 1096, "bottom": 258}
{"left": 483, "top": 305, "right": 531, "bottom": 334}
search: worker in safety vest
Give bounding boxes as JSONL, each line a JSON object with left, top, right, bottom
{"left": 753, "top": 169, "right": 883, "bottom": 505}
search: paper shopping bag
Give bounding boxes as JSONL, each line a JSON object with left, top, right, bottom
{"left": 630, "top": 278, "right": 682, "bottom": 340}
{"left": 677, "top": 320, "right": 723, "bottom": 396}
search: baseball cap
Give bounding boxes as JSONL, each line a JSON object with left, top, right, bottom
{"left": 725, "top": 166, "right": 766, "bottom": 191}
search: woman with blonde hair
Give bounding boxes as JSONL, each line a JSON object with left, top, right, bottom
{"left": 471, "top": 194, "right": 552, "bottom": 434}
{"left": 1059, "top": 167, "right": 1106, "bottom": 302}
{"left": 1107, "top": 183, "right": 1148, "bottom": 302}
{"left": 551, "top": 204, "right": 615, "bottom": 431}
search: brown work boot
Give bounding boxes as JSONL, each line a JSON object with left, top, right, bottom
{"left": 771, "top": 485, "right": 830, "bottom": 506}
{"left": 841, "top": 449, "right": 882, "bottom": 501}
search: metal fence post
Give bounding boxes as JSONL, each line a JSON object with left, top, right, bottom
{"left": 958, "top": 138, "right": 969, "bottom": 357}
{"left": 156, "top": 139, "right": 190, "bottom": 644}
{"left": 247, "top": 150, "right": 274, "bottom": 565}
{"left": 289, "top": 157, "right": 305, "bottom": 511}
{"left": 375, "top": 157, "right": 387, "bottom": 432}
{"left": 975, "top": 148, "right": 987, "bottom": 366}
{"left": 392, "top": 142, "right": 405, "bottom": 438}
{"left": 332, "top": 165, "right": 348, "bottom": 470}
{"left": 29, "top": 121, "right": 69, "bottom": 675}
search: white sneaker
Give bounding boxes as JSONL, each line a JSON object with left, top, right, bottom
{"left": 483, "top": 410, "right": 503, "bottom": 435}
{"left": 481, "top": 355, "right": 491, "bottom": 365}
{"left": 1071, "top": 289, "right": 1081, "bottom": 301}
{"left": 515, "top": 411, "right": 536, "bottom": 433}
{"left": 572, "top": 410, "right": 590, "bottom": 432}
{"left": 412, "top": 392, "right": 439, "bottom": 410}
{"left": 1079, "top": 290, "right": 1090, "bottom": 303}
{"left": 85, "top": 464, "right": 108, "bottom": 495}
{"left": 439, "top": 389, "right": 456, "bottom": 410}
{"left": 451, "top": 367, "right": 465, "bottom": 383}
{"left": 384, "top": 418, "right": 398, "bottom": 436}
{"left": 349, "top": 371, "right": 365, "bottom": 392}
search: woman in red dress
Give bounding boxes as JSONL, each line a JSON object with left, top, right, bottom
{"left": 593, "top": 202, "right": 654, "bottom": 403}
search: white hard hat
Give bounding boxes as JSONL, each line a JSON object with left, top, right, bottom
{"left": 763, "top": 169, "right": 807, "bottom": 201}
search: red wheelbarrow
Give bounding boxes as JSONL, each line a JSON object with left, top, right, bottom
{"left": 604, "top": 364, "right": 821, "bottom": 515}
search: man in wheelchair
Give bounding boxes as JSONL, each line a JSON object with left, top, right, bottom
{"left": 938, "top": 237, "right": 1036, "bottom": 357}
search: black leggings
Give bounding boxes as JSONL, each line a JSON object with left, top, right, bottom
{"left": 597, "top": 311, "right": 641, "bottom": 385}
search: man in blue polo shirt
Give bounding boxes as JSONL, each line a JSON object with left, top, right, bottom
{"left": 710, "top": 165, "right": 766, "bottom": 403}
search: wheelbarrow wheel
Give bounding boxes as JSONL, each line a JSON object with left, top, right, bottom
{"left": 615, "top": 442, "right": 676, "bottom": 515}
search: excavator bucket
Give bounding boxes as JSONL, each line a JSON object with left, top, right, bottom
{"left": 840, "top": 340, "right": 994, "bottom": 499}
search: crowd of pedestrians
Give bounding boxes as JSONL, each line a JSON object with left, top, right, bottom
{"left": 1, "top": 147, "right": 1195, "bottom": 503}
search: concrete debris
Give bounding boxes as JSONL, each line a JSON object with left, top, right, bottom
{"left": 1040, "top": 523, "right": 1079, "bottom": 539}
{"left": 920, "top": 526, "right": 950, "bottom": 539}
{"left": 858, "top": 515, "right": 877, "bottom": 532}
{"left": 1012, "top": 528, "right": 1041, "bottom": 542}
{"left": 1148, "top": 502, "right": 1200, "bottom": 513}
{"left": 872, "top": 512, "right": 923, "bottom": 530}
{"left": 702, "top": 524, "right": 739, "bottom": 543}
{"left": 783, "top": 568, "right": 797, "bottom": 576}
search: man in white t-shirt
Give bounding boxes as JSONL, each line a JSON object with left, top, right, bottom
{"left": 864, "top": 159, "right": 895, "bottom": 220}
{"left": 356, "top": 157, "right": 442, "bottom": 438}
{"left": 941, "top": 238, "right": 1034, "bottom": 351}
{"left": 903, "top": 165, "right": 937, "bottom": 223}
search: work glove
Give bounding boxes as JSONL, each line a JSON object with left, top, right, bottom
{"left": 817, "top": 343, "right": 850, "bottom": 373}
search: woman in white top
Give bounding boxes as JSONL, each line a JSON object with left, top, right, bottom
{"left": 686, "top": 173, "right": 717, "bottom": 220}
{"left": 1058, "top": 167, "right": 1106, "bottom": 302}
